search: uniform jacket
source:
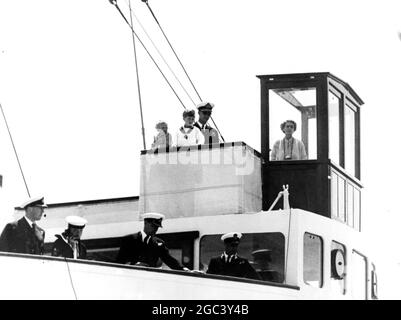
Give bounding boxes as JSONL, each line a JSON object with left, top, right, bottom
{"left": 116, "top": 232, "right": 184, "bottom": 270}
{"left": 206, "top": 255, "right": 261, "bottom": 280}
{"left": 51, "top": 234, "right": 87, "bottom": 259}
{"left": 0, "top": 217, "right": 45, "bottom": 255}
{"left": 194, "top": 122, "right": 219, "bottom": 144}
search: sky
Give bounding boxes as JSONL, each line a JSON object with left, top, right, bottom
{"left": 1, "top": 0, "right": 401, "bottom": 298}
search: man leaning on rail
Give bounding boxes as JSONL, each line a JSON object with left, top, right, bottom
{"left": 116, "top": 212, "right": 190, "bottom": 271}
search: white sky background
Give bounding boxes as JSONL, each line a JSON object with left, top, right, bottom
{"left": 1, "top": 0, "right": 401, "bottom": 298}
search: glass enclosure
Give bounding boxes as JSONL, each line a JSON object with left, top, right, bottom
{"left": 260, "top": 73, "right": 363, "bottom": 227}
{"left": 269, "top": 88, "right": 317, "bottom": 161}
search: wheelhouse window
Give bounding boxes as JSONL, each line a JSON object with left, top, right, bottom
{"left": 303, "top": 232, "right": 323, "bottom": 288}
{"left": 200, "top": 232, "right": 285, "bottom": 283}
{"left": 269, "top": 87, "right": 317, "bottom": 161}
{"left": 331, "top": 241, "right": 346, "bottom": 295}
{"left": 328, "top": 91, "right": 341, "bottom": 165}
{"left": 345, "top": 102, "right": 356, "bottom": 176}
{"left": 330, "top": 168, "right": 362, "bottom": 230}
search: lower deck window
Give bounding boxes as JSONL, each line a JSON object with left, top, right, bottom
{"left": 303, "top": 232, "right": 323, "bottom": 287}
{"left": 200, "top": 232, "right": 285, "bottom": 283}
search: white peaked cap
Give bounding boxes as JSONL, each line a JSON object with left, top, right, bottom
{"left": 221, "top": 232, "right": 242, "bottom": 241}
{"left": 196, "top": 101, "right": 215, "bottom": 110}
{"left": 18, "top": 196, "right": 48, "bottom": 209}
{"left": 142, "top": 212, "right": 165, "bottom": 220}
{"left": 66, "top": 216, "right": 87, "bottom": 228}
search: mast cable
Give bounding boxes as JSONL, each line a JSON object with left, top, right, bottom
{"left": 0, "top": 103, "right": 31, "bottom": 197}
{"left": 284, "top": 207, "right": 292, "bottom": 284}
{"left": 124, "top": 0, "right": 197, "bottom": 107}
{"left": 142, "top": 0, "right": 202, "bottom": 102}
{"left": 142, "top": 0, "right": 225, "bottom": 142}
{"left": 109, "top": 0, "right": 187, "bottom": 110}
{"left": 128, "top": 0, "right": 146, "bottom": 150}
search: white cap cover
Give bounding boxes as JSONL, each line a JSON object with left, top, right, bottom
{"left": 66, "top": 216, "right": 87, "bottom": 228}
{"left": 221, "top": 232, "right": 242, "bottom": 242}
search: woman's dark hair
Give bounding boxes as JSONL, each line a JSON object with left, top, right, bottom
{"left": 280, "top": 120, "right": 297, "bottom": 133}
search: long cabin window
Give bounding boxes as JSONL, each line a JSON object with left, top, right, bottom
{"left": 200, "top": 232, "right": 285, "bottom": 283}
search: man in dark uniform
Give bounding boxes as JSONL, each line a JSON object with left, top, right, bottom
{"left": 206, "top": 232, "right": 261, "bottom": 280}
{"left": 194, "top": 101, "right": 220, "bottom": 144}
{"left": 0, "top": 196, "right": 47, "bottom": 255}
{"left": 52, "top": 216, "right": 87, "bottom": 259}
{"left": 116, "top": 213, "right": 189, "bottom": 271}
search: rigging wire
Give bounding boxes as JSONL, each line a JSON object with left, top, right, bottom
{"left": 123, "top": 0, "right": 197, "bottom": 107}
{"left": 142, "top": 0, "right": 202, "bottom": 102}
{"left": 141, "top": 0, "right": 225, "bottom": 142}
{"left": 65, "top": 259, "right": 78, "bottom": 300}
{"left": 128, "top": 0, "right": 147, "bottom": 150}
{"left": 108, "top": 0, "right": 187, "bottom": 110}
{"left": 0, "top": 103, "right": 31, "bottom": 197}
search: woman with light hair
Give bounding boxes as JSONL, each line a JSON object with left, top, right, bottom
{"left": 151, "top": 121, "right": 172, "bottom": 150}
{"left": 270, "top": 120, "right": 307, "bottom": 161}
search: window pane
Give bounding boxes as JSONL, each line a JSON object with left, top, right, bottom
{"left": 329, "top": 91, "right": 340, "bottom": 164}
{"left": 331, "top": 171, "right": 338, "bottom": 219}
{"left": 269, "top": 88, "right": 316, "bottom": 161}
{"left": 303, "top": 233, "right": 323, "bottom": 287}
{"left": 351, "top": 251, "right": 367, "bottom": 299}
{"left": 347, "top": 183, "right": 354, "bottom": 228}
{"left": 345, "top": 104, "right": 356, "bottom": 175}
{"left": 354, "top": 189, "right": 361, "bottom": 231}
{"left": 200, "top": 233, "right": 285, "bottom": 283}
{"left": 338, "top": 177, "right": 346, "bottom": 222}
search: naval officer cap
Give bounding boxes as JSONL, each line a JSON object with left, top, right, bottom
{"left": 18, "top": 196, "right": 48, "bottom": 210}
{"left": 221, "top": 232, "right": 242, "bottom": 243}
{"left": 66, "top": 216, "right": 87, "bottom": 229}
{"left": 142, "top": 212, "right": 165, "bottom": 228}
{"left": 196, "top": 101, "right": 214, "bottom": 111}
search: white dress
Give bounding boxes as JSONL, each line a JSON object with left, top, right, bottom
{"left": 175, "top": 126, "right": 204, "bottom": 146}
{"left": 270, "top": 137, "right": 307, "bottom": 160}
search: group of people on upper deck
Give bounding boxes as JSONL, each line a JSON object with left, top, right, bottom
{"left": 151, "top": 101, "right": 308, "bottom": 161}
{"left": 151, "top": 101, "right": 220, "bottom": 149}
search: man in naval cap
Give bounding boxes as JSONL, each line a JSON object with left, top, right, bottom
{"left": 194, "top": 101, "right": 220, "bottom": 144}
{"left": 0, "top": 196, "right": 47, "bottom": 255}
{"left": 206, "top": 232, "right": 260, "bottom": 280}
{"left": 116, "top": 212, "right": 188, "bottom": 271}
{"left": 51, "top": 216, "right": 88, "bottom": 259}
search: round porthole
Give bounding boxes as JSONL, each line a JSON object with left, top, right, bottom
{"left": 331, "top": 249, "right": 346, "bottom": 279}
